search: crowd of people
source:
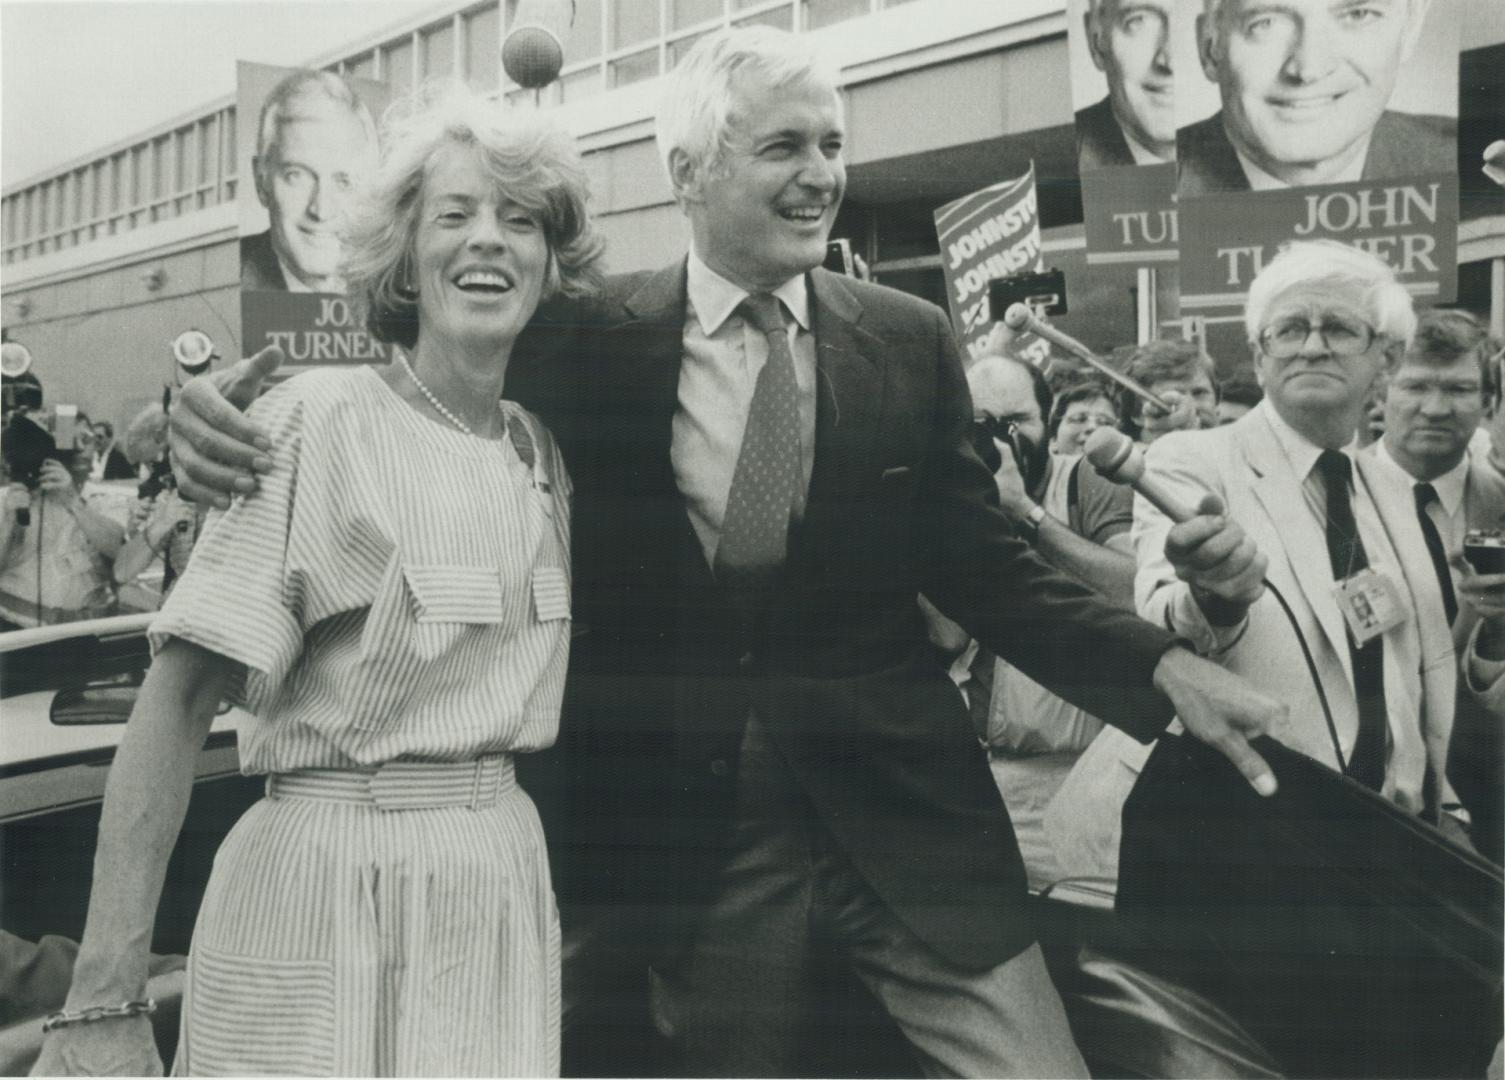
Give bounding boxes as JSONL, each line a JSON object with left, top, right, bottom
{"left": 0, "top": 394, "right": 208, "bottom": 630}
{"left": 17, "top": 18, "right": 1505, "bottom": 1080}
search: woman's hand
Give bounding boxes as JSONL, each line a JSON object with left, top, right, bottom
{"left": 31, "top": 1016, "right": 163, "bottom": 1076}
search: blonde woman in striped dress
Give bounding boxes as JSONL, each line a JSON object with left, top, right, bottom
{"left": 34, "top": 87, "right": 603, "bottom": 1077}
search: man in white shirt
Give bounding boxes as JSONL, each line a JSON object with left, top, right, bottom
{"left": 171, "top": 27, "right": 1290, "bottom": 1077}
{"left": 1053, "top": 240, "right": 1477, "bottom": 883}
{"left": 1367, "top": 308, "right": 1505, "bottom": 858}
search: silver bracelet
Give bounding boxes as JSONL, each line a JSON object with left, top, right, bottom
{"left": 42, "top": 999, "right": 156, "bottom": 1032}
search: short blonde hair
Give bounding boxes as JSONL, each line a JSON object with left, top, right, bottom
{"left": 343, "top": 82, "right": 604, "bottom": 350}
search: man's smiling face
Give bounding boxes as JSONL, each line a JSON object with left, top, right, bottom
{"left": 680, "top": 72, "right": 846, "bottom": 293}
{"left": 1200, "top": 0, "right": 1429, "bottom": 183}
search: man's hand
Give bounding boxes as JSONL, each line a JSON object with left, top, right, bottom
{"left": 37, "top": 459, "right": 82, "bottom": 510}
{"left": 989, "top": 438, "right": 1033, "bottom": 521}
{"left": 1153, "top": 645, "right": 1281, "bottom": 796}
{"left": 1164, "top": 492, "right": 1266, "bottom": 624}
{"left": 1139, "top": 389, "right": 1203, "bottom": 442}
{"left": 1452, "top": 554, "right": 1505, "bottom": 661}
{"left": 169, "top": 346, "right": 283, "bottom": 509}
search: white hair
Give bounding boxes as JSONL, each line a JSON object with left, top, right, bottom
{"left": 654, "top": 26, "right": 842, "bottom": 197}
{"left": 255, "top": 69, "right": 377, "bottom": 178}
{"left": 1244, "top": 240, "right": 1417, "bottom": 349}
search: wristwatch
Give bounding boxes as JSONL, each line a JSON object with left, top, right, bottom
{"left": 1016, "top": 502, "right": 1047, "bottom": 544}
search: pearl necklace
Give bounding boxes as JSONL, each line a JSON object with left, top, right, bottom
{"left": 398, "top": 350, "right": 491, "bottom": 437}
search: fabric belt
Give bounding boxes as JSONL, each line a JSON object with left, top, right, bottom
{"left": 264, "top": 755, "right": 515, "bottom": 811}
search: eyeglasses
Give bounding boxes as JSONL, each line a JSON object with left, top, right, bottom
{"left": 1257, "top": 315, "right": 1376, "bottom": 360}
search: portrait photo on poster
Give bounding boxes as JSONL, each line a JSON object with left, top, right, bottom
{"left": 237, "top": 63, "right": 385, "bottom": 295}
{"left": 237, "top": 62, "right": 392, "bottom": 368}
{"left": 1068, "top": 0, "right": 1181, "bottom": 172}
{"left": 1174, "top": 0, "right": 1459, "bottom": 195}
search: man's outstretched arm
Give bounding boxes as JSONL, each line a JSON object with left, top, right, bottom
{"left": 168, "top": 346, "right": 284, "bottom": 507}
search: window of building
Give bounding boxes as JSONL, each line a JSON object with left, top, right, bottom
{"left": 465, "top": 5, "right": 501, "bottom": 89}
{"left": 671, "top": 0, "right": 722, "bottom": 32}
{"left": 423, "top": 20, "right": 456, "bottom": 78}
{"left": 803, "top": 0, "right": 868, "bottom": 31}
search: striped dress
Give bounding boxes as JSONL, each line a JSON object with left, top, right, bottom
{"left": 149, "top": 365, "right": 570, "bottom": 1076}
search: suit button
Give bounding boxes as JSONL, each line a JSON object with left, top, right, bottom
{"left": 710, "top": 758, "right": 729, "bottom": 777}
{"left": 739, "top": 651, "right": 756, "bottom": 671}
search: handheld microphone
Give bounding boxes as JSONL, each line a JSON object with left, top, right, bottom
{"left": 1001, "top": 303, "right": 1174, "bottom": 414}
{"left": 1083, "top": 427, "right": 1200, "bottom": 523}
{"left": 502, "top": 0, "right": 576, "bottom": 89}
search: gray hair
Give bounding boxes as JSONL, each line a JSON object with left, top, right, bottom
{"left": 1244, "top": 240, "right": 1417, "bottom": 351}
{"left": 342, "top": 82, "right": 604, "bottom": 350}
{"left": 654, "top": 26, "right": 842, "bottom": 198}
{"left": 254, "top": 70, "right": 377, "bottom": 177}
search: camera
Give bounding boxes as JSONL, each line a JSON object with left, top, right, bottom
{"left": 138, "top": 457, "right": 177, "bottom": 502}
{"left": 823, "top": 239, "right": 855, "bottom": 276}
{"left": 1464, "top": 529, "right": 1505, "bottom": 575}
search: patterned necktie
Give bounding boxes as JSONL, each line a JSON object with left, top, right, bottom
{"left": 1316, "top": 449, "right": 1386, "bottom": 789}
{"left": 714, "top": 293, "right": 804, "bottom": 592}
{"left": 1413, "top": 482, "right": 1458, "bottom": 626}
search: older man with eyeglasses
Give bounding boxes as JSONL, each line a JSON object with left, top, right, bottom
{"left": 1051, "top": 239, "right": 1490, "bottom": 887}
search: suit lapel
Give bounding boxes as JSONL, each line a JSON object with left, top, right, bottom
{"left": 796, "top": 270, "right": 884, "bottom": 566}
{"left": 1240, "top": 411, "right": 1351, "bottom": 671}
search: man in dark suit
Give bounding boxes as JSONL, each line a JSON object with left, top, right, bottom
{"left": 1076, "top": 0, "right": 1176, "bottom": 170}
{"left": 170, "top": 26, "right": 1283, "bottom": 1076}
{"left": 1181, "top": 0, "right": 1451, "bottom": 195}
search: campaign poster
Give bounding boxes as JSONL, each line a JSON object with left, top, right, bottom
{"left": 933, "top": 166, "right": 1044, "bottom": 365}
{"left": 237, "top": 62, "right": 391, "bottom": 372}
{"left": 1175, "top": 0, "right": 1460, "bottom": 319}
{"left": 1069, "top": 0, "right": 1184, "bottom": 268}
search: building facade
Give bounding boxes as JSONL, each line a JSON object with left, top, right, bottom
{"left": 3, "top": 0, "right": 1502, "bottom": 431}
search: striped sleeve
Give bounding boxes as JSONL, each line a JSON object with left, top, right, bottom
{"left": 149, "top": 379, "right": 309, "bottom": 713}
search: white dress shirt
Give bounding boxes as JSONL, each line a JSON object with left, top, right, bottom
{"left": 1261, "top": 401, "right": 1427, "bottom": 796}
{"left": 1372, "top": 439, "right": 1470, "bottom": 578}
{"left": 672, "top": 249, "right": 818, "bottom": 565}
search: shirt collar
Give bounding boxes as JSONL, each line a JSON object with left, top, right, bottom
{"left": 686, "top": 247, "right": 811, "bottom": 337}
{"left": 1375, "top": 438, "right": 1470, "bottom": 516}
{"left": 1259, "top": 398, "right": 1344, "bottom": 482}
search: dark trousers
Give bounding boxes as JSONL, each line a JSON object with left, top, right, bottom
{"left": 649, "top": 714, "right": 1087, "bottom": 1078}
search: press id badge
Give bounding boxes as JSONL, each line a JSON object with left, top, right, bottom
{"left": 532, "top": 566, "right": 570, "bottom": 623}
{"left": 1332, "top": 568, "right": 1406, "bottom": 645}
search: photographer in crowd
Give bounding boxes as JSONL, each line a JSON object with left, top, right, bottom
{"left": 0, "top": 413, "right": 123, "bottom": 628}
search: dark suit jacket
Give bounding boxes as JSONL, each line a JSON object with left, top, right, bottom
{"left": 507, "top": 263, "right": 1177, "bottom": 970}
{"left": 99, "top": 446, "right": 133, "bottom": 481}
{"left": 1076, "top": 95, "right": 1136, "bottom": 171}
{"left": 240, "top": 230, "right": 289, "bottom": 292}
{"left": 1178, "top": 109, "right": 1457, "bottom": 195}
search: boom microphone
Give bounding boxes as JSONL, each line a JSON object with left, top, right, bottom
{"left": 1001, "top": 303, "right": 1173, "bottom": 414}
{"left": 1083, "top": 427, "right": 1199, "bottom": 524}
{"left": 503, "top": 0, "right": 576, "bottom": 89}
